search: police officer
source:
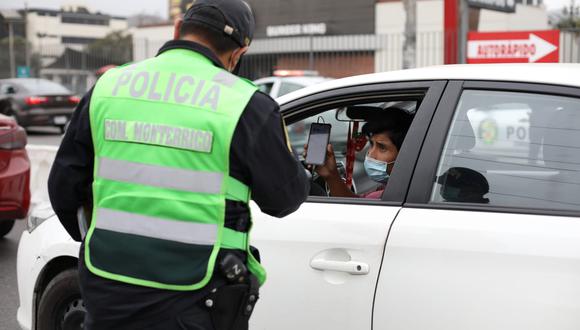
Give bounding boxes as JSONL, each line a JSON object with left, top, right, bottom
{"left": 47, "top": 0, "right": 309, "bottom": 329}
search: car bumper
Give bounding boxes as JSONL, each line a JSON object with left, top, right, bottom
{"left": 16, "top": 108, "right": 74, "bottom": 128}
{"left": 17, "top": 215, "right": 80, "bottom": 330}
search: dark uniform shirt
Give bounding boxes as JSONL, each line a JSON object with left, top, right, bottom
{"left": 48, "top": 40, "right": 309, "bottom": 329}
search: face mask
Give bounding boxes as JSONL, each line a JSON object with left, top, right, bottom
{"left": 364, "top": 155, "right": 394, "bottom": 184}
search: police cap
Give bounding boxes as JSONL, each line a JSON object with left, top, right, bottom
{"left": 183, "top": 0, "right": 255, "bottom": 47}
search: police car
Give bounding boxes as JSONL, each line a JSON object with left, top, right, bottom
{"left": 17, "top": 64, "right": 580, "bottom": 330}
{"left": 253, "top": 70, "right": 331, "bottom": 98}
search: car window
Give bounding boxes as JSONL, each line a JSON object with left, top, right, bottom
{"left": 257, "top": 82, "right": 274, "bottom": 96}
{"left": 278, "top": 82, "right": 305, "bottom": 97}
{"left": 431, "top": 90, "right": 580, "bottom": 211}
{"left": 0, "top": 84, "right": 15, "bottom": 94}
{"left": 287, "top": 98, "right": 419, "bottom": 197}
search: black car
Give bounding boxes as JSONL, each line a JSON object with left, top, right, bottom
{"left": 0, "top": 78, "right": 79, "bottom": 133}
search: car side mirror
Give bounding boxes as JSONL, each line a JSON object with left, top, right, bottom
{"left": 5, "top": 86, "right": 16, "bottom": 94}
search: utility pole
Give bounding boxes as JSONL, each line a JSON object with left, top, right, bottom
{"left": 458, "top": 0, "right": 469, "bottom": 63}
{"left": 402, "top": 0, "right": 417, "bottom": 69}
{"left": 8, "top": 21, "right": 16, "bottom": 78}
{"left": 24, "top": 2, "right": 30, "bottom": 69}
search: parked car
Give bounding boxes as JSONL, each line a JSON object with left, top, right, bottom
{"left": 0, "top": 78, "right": 80, "bottom": 133}
{"left": 0, "top": 114, "right": 30, "bottom": 238}
{"left": 254, "top": 70, "right": 331, "bottom": 98}
{"left": 17, "top": 64, "right": 580, "bottom": 330}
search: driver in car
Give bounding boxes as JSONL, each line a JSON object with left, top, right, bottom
{"left": 313, "top": 107, "right": 413, "bottom": 199}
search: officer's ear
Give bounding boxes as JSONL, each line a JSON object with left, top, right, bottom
{"left": 228, "top": 46, "right": 249, "bottom": 72}
{"left": 173, "top": 18, "right": 183, "bottom": 40}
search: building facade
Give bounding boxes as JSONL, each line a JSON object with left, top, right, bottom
{"left": 26, "top": 6, "right": 127, "bottom": 53}
{"left": 16, "top": 6, "right": 129, "bottom": 93}
{"left": 132, "top": 0, "right": 551, "bottom": 79}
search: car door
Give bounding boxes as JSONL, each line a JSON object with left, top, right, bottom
{"left": 374, "top": 81, "right": 580, "bottom": 330}
{"left": 248, "top": 81, "right": 446, "bottom": 330}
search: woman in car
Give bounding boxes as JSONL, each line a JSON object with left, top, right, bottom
{"left": 314, "top": 107, "right": 413, "bottom": 199}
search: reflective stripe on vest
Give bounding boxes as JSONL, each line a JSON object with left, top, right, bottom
{"left": 96, "top": 208, "right": 217, "bottom": 245}
{"left": 99, "top": 157, "right": 249, "bottom": 202}
{"left": 99, "top": 157, "right": 223, "bottom": 194}
{"left": 95, "top": 208, "right": 248, "bottom": 250}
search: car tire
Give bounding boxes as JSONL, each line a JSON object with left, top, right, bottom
{"left": 0, "top": 220, "right": 15, "bottom": 238}
{"left": 37, "top": 268, "right": 86, "bottom": 330}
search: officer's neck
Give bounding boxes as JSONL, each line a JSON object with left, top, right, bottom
{"left": 180, "top": 35, "right": 231, "bottom": 70}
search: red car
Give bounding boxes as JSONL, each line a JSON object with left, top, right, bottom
{"left": 0, "top": 114, "right": 30, "bottom": 237}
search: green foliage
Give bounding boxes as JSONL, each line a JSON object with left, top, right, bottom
{"left": 558, "top": 6, "right": 580, "bottom": 29}
{"left": 557, "top": 17, "right": 580, "bottom": 29}
{"left": 0, "top": 36, "right": 41, "bottom": 78}
{"left": 87, "top": 31, "right": 133, "bottom": 64}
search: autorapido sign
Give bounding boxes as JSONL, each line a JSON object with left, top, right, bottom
{"left": 467, "top": 30, "right": 560, "bottom": 63}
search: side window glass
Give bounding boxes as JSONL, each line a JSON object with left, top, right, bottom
{"left": 287, "top": 99, "right": 418, "bottom": 198}
{"left": 431, "top": 90, "right": 580, "bottom": 211}
{"left": 278, "top": 82, "right": 304, "bottom": 97}
{"left": 257, "top": 83, "right": 274, "bottom": 96}
{"left": 1, "top": 84, "right": 15, "bottom": 94}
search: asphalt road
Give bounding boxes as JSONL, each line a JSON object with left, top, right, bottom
{"left": 1, "top": 128, "right": 63, "bottom": 330}
{"left": 27, "top": 126, "right": 65, "bottom": 147}
{"left": 0, "top": 220, "right": 26, "bottom": 330}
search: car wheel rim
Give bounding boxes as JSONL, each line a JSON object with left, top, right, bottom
{"left": 60, "top": 298, "right": 86, "bottom": 330}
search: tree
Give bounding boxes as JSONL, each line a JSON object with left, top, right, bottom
{"left": 0, "top": 36, "right": 41, "bottom": 79}
{"left": 557, "top": 0, "right": 580, "bottom": 29}
{"left": 87, "top": 31, "right": 133, "bottom": 65}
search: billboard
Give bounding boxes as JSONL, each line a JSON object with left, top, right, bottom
{"left": 246, "top": 0, "right": 375, "bottom": 38}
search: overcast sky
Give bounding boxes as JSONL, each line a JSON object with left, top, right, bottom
{"left": 2, "top": 0, "right": 169, "bottom": 18}
{"left": 0, "top": 0, "right": 572, "bottom": 19}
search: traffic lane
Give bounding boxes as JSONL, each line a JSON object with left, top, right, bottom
{"left": 0, "top": 220, "right": 26, "bottom": 330}
{"left": 26, "top": 126, "right": 64, "bottom": 146}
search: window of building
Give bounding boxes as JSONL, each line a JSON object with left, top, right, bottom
{"left": 61, "top": 36, "right": 99, "bottom": 44}
{"left": 61, "top": 15, "right": 109, "bottom": 26}
{"left": 431, "top": 90, "right": 580, "bottom": 211}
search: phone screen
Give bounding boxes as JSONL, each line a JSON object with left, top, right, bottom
{"left": 305, "top": 123, "right": 331, "bottom": 165}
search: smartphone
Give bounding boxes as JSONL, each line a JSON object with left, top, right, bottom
{"left": 305, "top": 123, "right": 331, "bottom": 165}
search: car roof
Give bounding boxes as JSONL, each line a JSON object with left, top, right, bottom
{"left": 0, "top": 78, "right": 51, "bottom": 84}
{"left": 276, "top": 64, "right": 580, "bottom": 105}
{"left": 254, "top": 76, "right": 331, "bottom": 86}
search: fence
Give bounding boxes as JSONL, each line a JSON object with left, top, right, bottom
{"left": 2, "top": 30, "right": 580, "bottom": 95}
{"left": 560, "top": 29, "right": 580, "bottom": 63}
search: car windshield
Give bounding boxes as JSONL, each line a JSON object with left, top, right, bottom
{"left": 15, "top": 79, "right": 71, "bottom": 95}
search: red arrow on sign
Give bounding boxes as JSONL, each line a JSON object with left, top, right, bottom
{"left": 467, "top": 30, "right": 560, "bottom": 63}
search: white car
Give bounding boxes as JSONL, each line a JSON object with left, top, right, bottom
{"left": 253, "top": 74, "right": 330, "bottom": 98}
{"left": 18, "top": 64, "right": 580, "bottom": 330}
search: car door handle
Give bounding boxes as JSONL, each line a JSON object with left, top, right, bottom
{"left": 310, "top": 258, "right": 369, "bottom": 275}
